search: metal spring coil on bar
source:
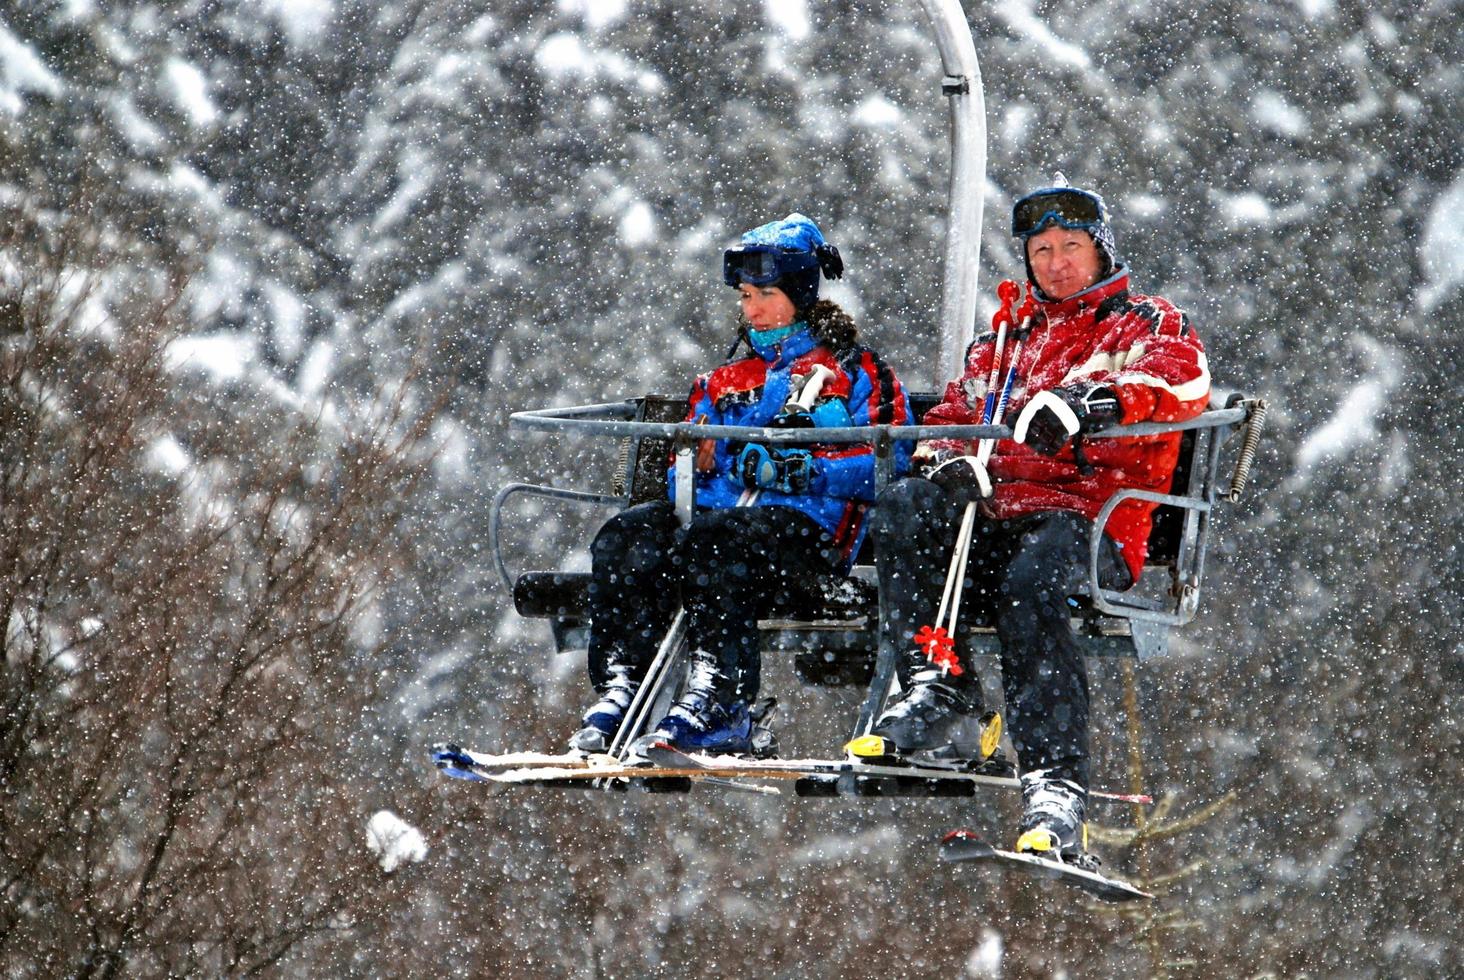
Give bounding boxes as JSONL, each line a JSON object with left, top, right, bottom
{"left": 1225, "top": 400, "right": 1267, "bottom": 503}
{"left": 613, "top": 437, "right": 632, "bottom": 498}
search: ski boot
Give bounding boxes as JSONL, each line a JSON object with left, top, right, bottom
{"left": 1015, "top": 769, "right": 1092, "bottom": 865}
{"left": 848, "top": 669, "right": 1006, "bottom": 770}
{"left": 568, "top": 667, "right": 640, "bottom": 754}
{"left": 630, "top": 664, "right": 777, "bottom": 758}
{"left": 633, "top": 693, "right": 767, "bottom": 757}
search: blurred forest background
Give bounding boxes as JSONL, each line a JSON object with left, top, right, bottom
{"left": 1, "top": 0, "right": 1459, "bottom": 976}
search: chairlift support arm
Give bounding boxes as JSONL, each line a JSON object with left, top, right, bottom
{"left": 917, "top": 0, "right": 986, "bottom": 387}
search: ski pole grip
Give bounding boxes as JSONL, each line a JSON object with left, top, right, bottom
{"left": 792, "top": 364, "right": 835, "bottom": 411}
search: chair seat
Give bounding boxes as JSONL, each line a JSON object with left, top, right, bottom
{"left": 513, "top": 569, "right": 878, "bottom": 622}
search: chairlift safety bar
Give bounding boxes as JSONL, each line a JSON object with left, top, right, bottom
{"left": 508, "top": 402, "right": 1249, "bottom": 445}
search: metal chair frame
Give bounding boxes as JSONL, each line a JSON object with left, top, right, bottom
{"left": 490, "top": 395, "right": 1265, "bottom": 665}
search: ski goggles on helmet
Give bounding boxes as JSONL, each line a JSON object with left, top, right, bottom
{"left": 723, "top": 244, "right": 820, "bottom": 287}
{"left": 1011, "top": 187, "right": 1107, "bottom": 239}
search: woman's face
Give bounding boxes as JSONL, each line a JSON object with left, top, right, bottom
{"left": 738, "top": 283, "right": 797, "bottom": 330}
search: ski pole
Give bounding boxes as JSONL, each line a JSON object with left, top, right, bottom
{"left": 909, "top": 288, "right": 1029, "bottom": 680}
{"left": 978, "top": 281, "right": 1020, "bottom": 435}
{"left": 606, "top": 608, "right": 690, "bottom": 761}
{"left": 849, "top": 495, "right": 976, "bottom": 751}
{"left": 944, "top": 503, "right": 977, "bottom": 645}
{"left": 933, "top": 504, "right": 975, "bottom": 637}
{"left": 912, "top": 501, "right": 975, "bottom": 678}
{"left": 977, "top": 288, "right": 1035, "bottom": 469}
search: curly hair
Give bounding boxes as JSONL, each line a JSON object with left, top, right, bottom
{"left": 803, "top": 299, "right": 859, "bottom": 353}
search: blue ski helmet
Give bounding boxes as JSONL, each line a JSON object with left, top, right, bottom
{"left": 723, "top": 213, "right": 844, "bottom": 311}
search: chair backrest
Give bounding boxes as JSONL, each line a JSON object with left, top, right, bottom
{"left": 619, "top": 395, "right": 687, "bottom": 505}
{"left": 1143, "top": 426, "right": 1197, "bottom": 571}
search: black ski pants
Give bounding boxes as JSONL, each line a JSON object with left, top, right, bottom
{"left": 869, "top": 478, "right": 1132, "bottom": 788}
{"left": 587, "top": 500, "right": 842, "bottom": 705}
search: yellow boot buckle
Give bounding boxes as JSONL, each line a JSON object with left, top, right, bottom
{"left": 845, "top": 734, "right": 893, "bottom": 759}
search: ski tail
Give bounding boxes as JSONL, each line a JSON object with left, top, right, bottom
{"left": 940, "top": 829, "right": 1152, "bottom": 903}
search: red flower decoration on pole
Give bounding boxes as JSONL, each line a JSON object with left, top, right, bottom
{"left": 913, "top": 624, "right": 963, "bottom": 676}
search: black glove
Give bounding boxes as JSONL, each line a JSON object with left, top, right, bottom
{"left": 769, "top": 408, "right": 815, "bottom": 429}
{"left": 920, "top": 451, "right": 992, "bottom": 503}
{"left": 736, "top": 444, "right": 816, "bottom": 494}
{"left": 1010, "top": 384, "right": 1122, "bottom": 456}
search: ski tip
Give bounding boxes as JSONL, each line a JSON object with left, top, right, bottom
{"left": 429, "top": 743, "right": 489, "bottom": 781}
{"left": 1101, "top": 792, "right": 1154, "bottom": 805}
{"left": 939, "top": 829, "right": 1153, "bottom": 902}
{"left": 430, "top": 744, "right": 472, "bottom": 768}
{"left": 436, "top": 766, "right": 489, "bottom": 783}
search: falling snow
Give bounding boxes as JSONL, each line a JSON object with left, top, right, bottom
{"left": 0, "top": 0, "right": 1458, "bottom": 976}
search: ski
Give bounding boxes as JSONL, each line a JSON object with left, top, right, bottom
{"left": 430, "top": 743, "right": 602, "bottom": 781}
{"left": 429, "top": 741, "right": 1151, "bottom": 805}
{"left": 939, "top": 829, "right": 1152, "bottom": 903}
{"left": 638, "top": 740, "right": 1013, "bottom": 798}
{"left": 637, "top": 742, "right": 1150, "bottom": 803}
{"left": 431, "top": 742, "right": 775, "bottom": 793}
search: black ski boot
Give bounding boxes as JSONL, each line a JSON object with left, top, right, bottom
{"left": 851, "top": 669, "right": 1004, "bottom": 766}
{"left": 568, "top": 667, "right": 640, "bottom": 754}
{"left": 1016, "top": 769, "right": 1090, "bottom": 863}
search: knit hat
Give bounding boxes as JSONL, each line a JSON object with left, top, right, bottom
{"left": 723, "top": 213, "right": 845, "bottom": 311}
{"left": 1085, "top": 220, "right": 1119, "bottom": 277}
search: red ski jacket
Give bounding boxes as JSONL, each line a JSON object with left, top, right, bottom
{"left": 919, "top": 270, "right": 1210, "bottom": 582}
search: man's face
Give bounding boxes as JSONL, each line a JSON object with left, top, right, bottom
{"left": 1025, "top": 225, "right": 1104, "bottom": 300}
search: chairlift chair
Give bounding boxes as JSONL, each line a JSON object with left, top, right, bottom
{"left": 485, "top": 0, "right": 1267, "bottom": 743}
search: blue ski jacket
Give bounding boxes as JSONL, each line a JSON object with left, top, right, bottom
{"left": 669, "top": 319, "right": 913, "bottom": 570}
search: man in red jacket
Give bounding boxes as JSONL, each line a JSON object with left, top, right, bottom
{"left": 866, "top": 184, "right": 1210, "bottom": 862}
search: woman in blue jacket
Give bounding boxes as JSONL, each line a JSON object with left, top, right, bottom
{"left": 572, "top": 214, "right": 912, "bottom": 755}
